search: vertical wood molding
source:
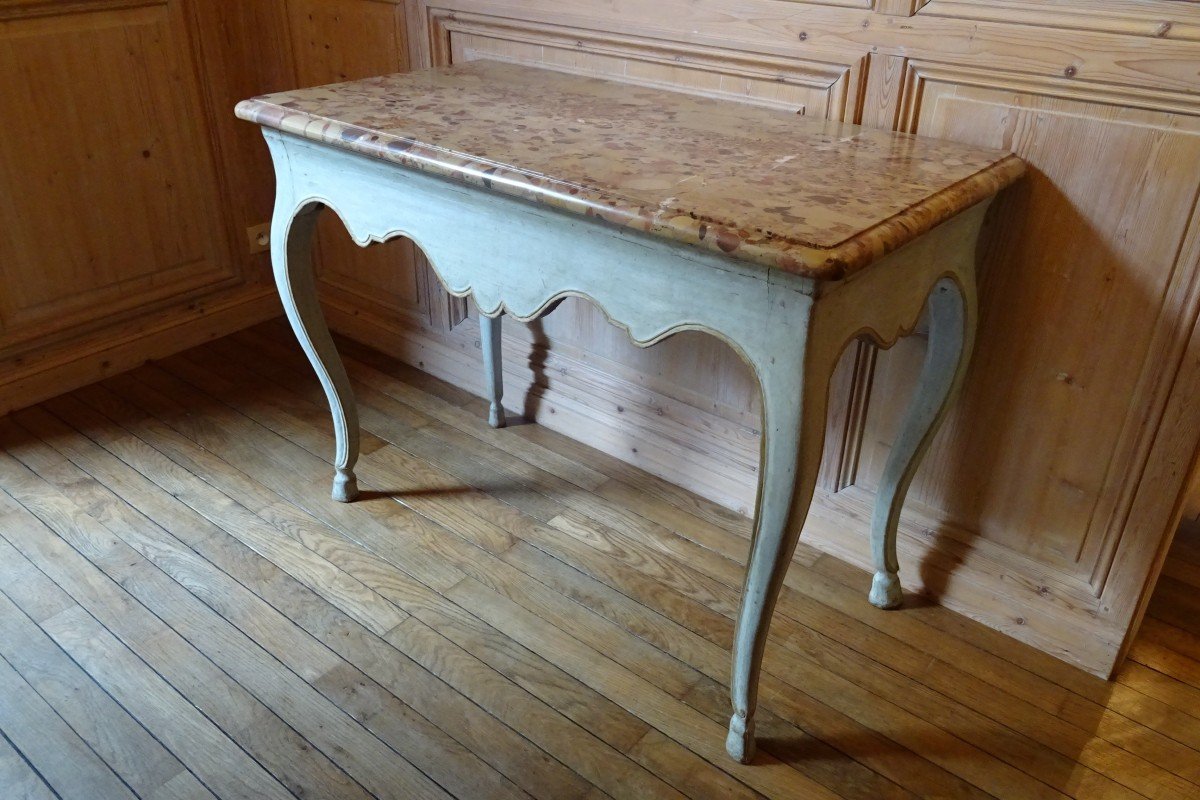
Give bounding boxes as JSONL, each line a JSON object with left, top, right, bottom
{"left": 1107, "top": 302, "right": 1200, "bottom": 668}
{"left": 874, "top": 0, "right": 929, "bottom": 16}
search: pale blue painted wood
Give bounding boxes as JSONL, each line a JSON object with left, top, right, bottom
{"left": 479, "top": 312, "right": 506, "bottom": 428}
{"left": 868, "top": 275, "right": 976, "bottom": 609}
{"left": 269, "top": 198, "right": 359, "bottom": 503}
{"left": 261, "top": 128, "right": 991, "bottom": 763}
{"left": 725, "top": 311, "right": 827, "bottom": 763}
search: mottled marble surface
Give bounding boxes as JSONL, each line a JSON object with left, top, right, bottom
{"left": 237, "top": 61, "right": 1023, "bottom": 280}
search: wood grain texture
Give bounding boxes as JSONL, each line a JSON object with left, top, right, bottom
{"left": 284, "top": 0, "right": 433, "bottom": 328}
{"left": 0, "top": 1, "right": 232, "bottom": 346}
{"left": 1, "top": 324, "right": 1199, "bottom": 798}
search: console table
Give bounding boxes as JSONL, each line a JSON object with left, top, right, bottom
{"left": 236, "top": 61, "right": 1023, "bottom": 763}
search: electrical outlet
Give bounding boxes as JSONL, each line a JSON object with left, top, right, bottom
{"left": 245, "top": 222, "right": 271, "bottom": 254}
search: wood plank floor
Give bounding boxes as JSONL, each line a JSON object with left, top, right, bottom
{"left": 2, "top": 319, "right": 1200, "bottom": 800}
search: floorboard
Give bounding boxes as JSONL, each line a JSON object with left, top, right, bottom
{"left": 1, "top": 319, "right": 1199, "bottom": 799}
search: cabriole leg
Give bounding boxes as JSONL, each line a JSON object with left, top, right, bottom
{"left": 868, "top": 274, "right": 977, "bottom": 608}
{"left": 728, "top": 345, "right": 832, "bottom": 763}
{"left": 480, "top": 312, "right": 506, "bottom": 428}
{"left": 272, "top": 203, "right": 361, "bottom": 502}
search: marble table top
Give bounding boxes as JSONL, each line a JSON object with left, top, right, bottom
{"left": 237, "top": 61, "right": 1023, "bottom": 280}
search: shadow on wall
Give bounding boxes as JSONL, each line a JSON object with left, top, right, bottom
{"left": 521, "top": 315, "right": 553, "bottom": 425}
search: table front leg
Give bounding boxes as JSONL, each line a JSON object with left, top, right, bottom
{"left": 728, "top": 344, "right": 834, "bottom": 763}
{"left": 869, "top": 274, "right": 977, "bottom": 608}
{"left": 271, "top": 202, "right": 361, "bottom": 502}
{"left": 479, "top": 312, "right": 506, "bottom": 428}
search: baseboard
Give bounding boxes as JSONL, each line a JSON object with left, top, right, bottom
{"left": 1, "top": 286, "right": 282, "bottom": 416}
{"left": 322, "top": 296, "right": 1117, "bottom": 677}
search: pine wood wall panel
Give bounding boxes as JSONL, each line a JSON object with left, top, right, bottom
{"left": 181, "top": 0, "right": 295, "bottom": 275}
{"left": 857, "top": 67, "right": 1200, "bottom": 584}
{"left": 467, "top": 0, "right": 1199, "bottom": 93}
{"left": 285, "top": 0, "right": 431, "bottom": 327}
{"left": 0, "top": 0, "right": 290, "bottom": 415}
{"left": 0, "top": 1, "right": 235, "bottom": 348}
{"left": 0, "top": 0, "right": 446, "bottom": 417}
{"left": 919, "top": 0, "right": 1200, "bottom": 40}
{"left": 440, "top": 15, "right": 864, "bottom": 117}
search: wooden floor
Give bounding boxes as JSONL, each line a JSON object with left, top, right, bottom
{"left": 2, "top": 321, "right": 1200, "bottom": 800}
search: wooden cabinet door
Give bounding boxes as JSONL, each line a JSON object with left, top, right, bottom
{"left": 0, "top": 0, "right": 235, "bottom": 353}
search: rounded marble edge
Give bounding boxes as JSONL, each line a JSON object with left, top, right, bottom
{"left": 236, "top": 98, "right": 1026, "bottom": 282}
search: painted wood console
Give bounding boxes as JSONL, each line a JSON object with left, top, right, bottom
{"left": 237, "top": 61, "right": 1023, "bottom": 761}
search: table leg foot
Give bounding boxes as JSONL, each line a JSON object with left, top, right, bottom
{"left": 869, "top": 570, "right": 903, "bottom": 609}
{"left": 272, "top": 200, "right": 361, "bottom": 509}
{"left": 488, "top": 402, "right": 507, "bottom": 428}
{"left": 867, "top": 275, "right": 974, "bottom": 613}
{"left": 332, "top": 468, "right": 359, "bottom": 503}
{"left": 728, "top": 324, "right": 830, "bottom": 769}
{"left": 726, "top": 713, "right": 756, "bottom": 763}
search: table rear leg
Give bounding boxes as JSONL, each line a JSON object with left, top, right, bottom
{"left": 728, "top": 349, "right": 831, "bottom": 763}
{"left": 868, "top": 274, "right": 976, "bottom": 608}
{"left": 272, "top": 203, "right": 361, "bottom": 502}
{"left": 480, "top": 312, "right": 506, "bottom": 428}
